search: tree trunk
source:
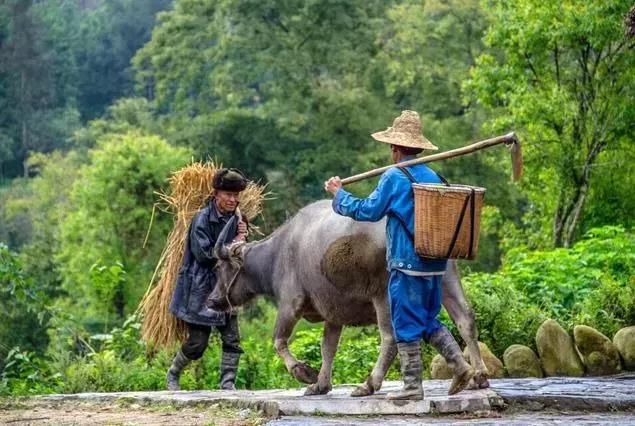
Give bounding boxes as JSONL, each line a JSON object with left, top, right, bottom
{"left": 553, "top": 191, "right": 567, "bottom": 247}
{"left": 114, "top": 282, "right": 125, "bottom": 321}
{"left": 563, "top": 180, "right": 589, "bottom": 247}
{"left": 552, "top": 140, "right": 604, "bottom": 247}
{"left": 21, "top": 70, "right": 28, "bottom": 178}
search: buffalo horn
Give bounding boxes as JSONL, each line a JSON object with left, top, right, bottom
{"left": 213, "top": 215, "right": 237, "bottom": 260}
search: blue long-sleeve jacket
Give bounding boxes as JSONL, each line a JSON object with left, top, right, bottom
{"left": 332, "top": 159, "right": 447, "bottom": 273}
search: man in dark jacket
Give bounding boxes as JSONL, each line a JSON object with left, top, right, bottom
{"left": 166, "top": 168, "right": 249, "bottom": 391}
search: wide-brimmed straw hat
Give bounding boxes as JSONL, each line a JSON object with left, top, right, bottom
{"left": 371, "top": 110, "right": 438, "bottom": 151}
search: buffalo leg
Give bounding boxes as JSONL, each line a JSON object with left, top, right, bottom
{"left": 273, "top": 300, "right": 319, "bottom": 384}
{"left": 442, "top": 261, "right": 489, "bottom": 389}
{"left": 351, "top": 295, "right": 398, "bottom": 397}
{"left": 305, "top": 322, "right": 343, "bottom": 395}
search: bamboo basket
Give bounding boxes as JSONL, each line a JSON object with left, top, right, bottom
{"left": 411, "top": 183, "right": 486, "bottom": 260}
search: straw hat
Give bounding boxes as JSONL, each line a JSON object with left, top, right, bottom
{"left": 371, "top": 110, "right": 438, "bottom": 151}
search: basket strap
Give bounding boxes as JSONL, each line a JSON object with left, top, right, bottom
{"left": 398, "top": 166, "right": 417, "bottom": 183}
{"left": 398, "top": 165, "right": 450, "bottom": 187}
{"left": 446, "top": 189, "right": 474, "bottom": 258}
{"left": 435, "top": 172, "right": 450, "bottom": 186}
{"left": 395, "top": 167, "right": 417, "bottom": 242}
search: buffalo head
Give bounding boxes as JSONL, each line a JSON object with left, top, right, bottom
{"left": 207, "top": 217, "right": 251, "bottom": 311}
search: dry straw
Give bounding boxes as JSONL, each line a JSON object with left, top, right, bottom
{"left": 138, "top": 161, "right": 269, "bottom": 350}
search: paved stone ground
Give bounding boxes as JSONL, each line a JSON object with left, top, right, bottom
{"left": 270, "top": 412, "right": 635, "bottom": 426}
{"left": 490, "top": 373, "right": 635, "bottom": 411}
{"left": 34, "top": 380, "right": 502, "bottom": 417}
{"left": 4, "top": 373, "right": 633, "bottom": 425}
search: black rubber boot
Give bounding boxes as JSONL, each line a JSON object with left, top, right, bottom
{"left": 429, "top": 327, "right": 475, "bottom": 395}
{"left": 166, "top": 350, "right": 191, "bottom": 391}
{"left": 219, "top": 351, "right": 240, "bottom": 390}
{"left": 387, "top": 341, "right": 424, "bottom": 400}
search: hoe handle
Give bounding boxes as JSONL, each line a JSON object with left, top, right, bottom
{"left": 341, "top": 132, "right": 519, "bottom": 185}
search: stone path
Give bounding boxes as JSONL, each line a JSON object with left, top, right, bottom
{"left": 490, "top": 373, "right": 635, "bottom": 411}
{"left": 35, "top": 380, "right": 500, "bottom": 417}
{"left": 32, "top": 374, "right": 634, "bottom": 417}
{"left": 270, "top": 412, "right": 635, "bottom": 426}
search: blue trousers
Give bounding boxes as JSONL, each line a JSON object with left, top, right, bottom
{"left": 388, "top": 270, "right": 443, "bottom": 343}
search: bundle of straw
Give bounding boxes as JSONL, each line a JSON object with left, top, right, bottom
{"left": 138, "top": 161, "right": 268, "bottom": 349}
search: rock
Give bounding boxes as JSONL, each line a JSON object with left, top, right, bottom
{"left": 503, "top": 344, "right": 543, "bottom": 378}
{"left": 574, "top": 325, "right": 621, "bottom": 376}
{"left": 613, "top": 326, "right": 635, "bottom": 370}
{"left": 535, "top": 319, "right": 584, "bottom": 377}
{"left": 430, "top": 354, "right": 453, "bottom": 379}
{"left": 463, "top": 341, "right": 505, "bottom": 378}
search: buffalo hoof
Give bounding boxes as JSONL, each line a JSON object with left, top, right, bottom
{"left": 304, "top": 382, "right": 331, "bottom": 396}
{"left": 291, "top": 362, "right": 319, "bottom": 384}
{"left": 468, "top": 370, "right": 490, "bottom": 390}
{"left": 350, "top": 382, "right": 374, "bottom": 397}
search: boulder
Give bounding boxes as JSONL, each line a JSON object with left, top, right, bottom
{"left": 463, "top": 341, "right": 505, "bottom": 378}
{"left": 535, "top": 319, "right": 584, "bottom": 377}
{"left": 503, "top": 344, "right": 543, "bottom": 378}
{"left": 573, "top": 325, "right": 621, "bottom": 376}
{"left": 430, "top": 354, "right": 453, "bottom": 379}
{"left": 613, "top": 326, "right": 635, "bottom": 370}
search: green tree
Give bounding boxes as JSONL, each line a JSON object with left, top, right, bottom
{"left": 134, "top": 0, "right": 393, "bottom": 209}
{"left": 0, "top": 0, "right": 81, "bottom": 180}
{"left": 134, "top": 0, "right": 528, "bottom": 259}
{"left": 8, "top": 152, "right": 84, "bottom": 296}
{"left": 57, "top": 131, "right": 189, "bottom": 330}
{"left": 468, "top": 0, "right": 635, "bottom": 247}
{"left": 0, "top": 244, "right": 49, "bottom": 364}
{"left": 71, "top": 97, "right": 161, "bottom": 149}
{"left": 74, "top": 0, "right": 172, "bottom": 120}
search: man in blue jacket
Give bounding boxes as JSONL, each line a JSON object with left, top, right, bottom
{"left": 324, "top": 111, "right": 474, "bottom": 400}
{"left": 167, "top": 168, "right": 249, "bottom": 391}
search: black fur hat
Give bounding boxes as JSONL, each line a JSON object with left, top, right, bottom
{"left": 212, "top": 168, "right": 249, "bottom": 192}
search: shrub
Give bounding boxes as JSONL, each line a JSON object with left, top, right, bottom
{"left": 462, "top": 272, "right": 548, "bottom": 356}
{"left": 461, "top": 225, "right": 634, "bottom": 357}
{"left": 0, "top": 347, "right": 61, "bottom": 396}
{"left": 574, "top": 275, "right": 635, "bottom": 338}
{"left": 0, "top": 244, "right": 51, "bottom": 363}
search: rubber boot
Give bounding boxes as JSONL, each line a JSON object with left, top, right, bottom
{"left": 219, "top": 351, "right": 240, "bottom": 390}
{"left": 387, "top": 342, "right": 424, "bottom": 400}
{"left": 429, "top": 327, "right": 475, "bottom": 395}
{"left": 166, "top": 350, "right": 191, "bottom": 391}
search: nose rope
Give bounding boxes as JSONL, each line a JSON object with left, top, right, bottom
{"left": 224, "top": 267, "right": 242, "bottom": 312}
{"left": 222, "top": 238, "right": 245, "bottom": 313}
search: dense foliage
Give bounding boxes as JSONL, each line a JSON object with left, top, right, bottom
{"left": 462, "top": 226, "right": 635, "bottom": 356}
{"left": 468, "top": 0, "right": 635, "bottom": 247}
{"left": 0, "top": 0, "right": 633, "bottom": 396}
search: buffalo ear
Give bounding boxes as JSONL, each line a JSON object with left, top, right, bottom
{"left": 214, "top": 216, "right": 237, "bottom": 260}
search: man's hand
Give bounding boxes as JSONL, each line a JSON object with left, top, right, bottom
{"left": 324, "top": 176, "right": 342, "bottom": 196}
{"left": 234, "top": 220, "right": 248, "bottom": 242}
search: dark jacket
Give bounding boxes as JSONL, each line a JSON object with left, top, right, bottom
{"left": 169, "top": 199, "right": 238, "bottom": 326}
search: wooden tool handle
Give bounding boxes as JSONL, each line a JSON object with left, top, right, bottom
{"left": 341, "top": 132, "right": 518, "bottom": 185}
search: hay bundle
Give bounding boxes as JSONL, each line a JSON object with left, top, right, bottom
{"left": 138, "top": 161, "right": 268, "bottom": 349}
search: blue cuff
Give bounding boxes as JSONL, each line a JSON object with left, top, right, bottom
{"left": 332, "top": 188, "right": 349, "bottom": 215}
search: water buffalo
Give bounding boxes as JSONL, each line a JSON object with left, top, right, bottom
{"left": 207, "top": 200, "right": 489, "bottom": 396}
